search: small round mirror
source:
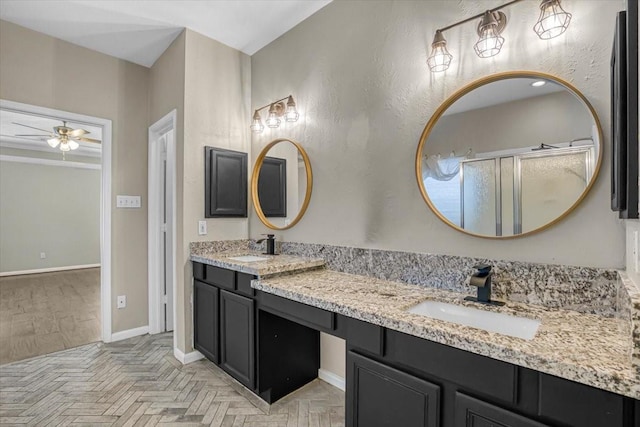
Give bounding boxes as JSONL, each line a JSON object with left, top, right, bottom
{"left": 251, "top": 138, "right": 312, "bottom": 230}
{"left": 415, "top": 71, "right": 603, "bottom": 238}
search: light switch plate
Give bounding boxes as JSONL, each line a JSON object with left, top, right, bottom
{"left": 198, "top": 221, "right": 207, "bottom": 236}
{"left": 116, "top": 195, "right": 141, "bottom": 208}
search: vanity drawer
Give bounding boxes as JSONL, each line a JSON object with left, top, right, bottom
{"left": 204, "top": 265, "right": 236, "bottom": 290}
{"left": 259, "top": 292, "right": 335, "bottom": 331}
{"left": 386, "top": 329, "right": 517, "bottom": 404}
{"left": 236, "top": 272, "right": 256, "bottom": 297}
{"left": 347, "top": 317, "right": 384, "bottom": 356}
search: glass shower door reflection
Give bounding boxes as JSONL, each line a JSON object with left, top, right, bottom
{"left": 461, "top": 159, "right": 496, "bottom": 236}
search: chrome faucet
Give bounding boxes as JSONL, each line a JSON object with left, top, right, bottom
{"left": 256, "top": 234, "right": 276, "bottom": 255}
{"left": 464, "top": 264, "right": 504, "bottom": 306}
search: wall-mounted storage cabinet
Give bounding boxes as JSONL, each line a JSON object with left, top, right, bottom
{"left": 204, "top": 146, "right": 247, "bottom": 217}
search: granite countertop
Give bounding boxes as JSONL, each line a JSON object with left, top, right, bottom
{"left": 190, "top": 247, "right": 325, "bottom": 277}
{"left": 253, "top": 268, "right": 640, "bottom": 399}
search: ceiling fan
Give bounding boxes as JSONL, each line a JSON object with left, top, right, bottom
{"left": 13, "top": 120, "right": 101, "bottom": 152}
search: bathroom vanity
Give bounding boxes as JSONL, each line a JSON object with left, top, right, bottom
{"left": 190, "top": 246, "right": 640, "bottom": 427}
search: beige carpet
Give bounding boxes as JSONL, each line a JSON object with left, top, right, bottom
{"left": 0, "top": 267, "right": 101, "bottom": 365}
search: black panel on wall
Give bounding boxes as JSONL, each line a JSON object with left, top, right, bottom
{"left": 205, "top": 146, "right": 247, "bottom": 217}
{"left": 258, "top": 156, "right": 287, "bottom": 217}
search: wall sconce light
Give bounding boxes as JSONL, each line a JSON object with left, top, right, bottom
{"left": 427, "top": 0, "right": 572, "bottom": 73}
{"left": 533, "top": 0, "right": 572, "bottom": 40}
{"left": 250, "top": 95, "right": 299, "bottom": 133}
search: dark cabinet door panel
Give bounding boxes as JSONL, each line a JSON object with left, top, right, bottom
{"left": 193, "top": 280, "right": 219, "bottom": 364}
{"left": 205, "top": 146, "right": 247, "bottom": 217}
{"left": 347, "top": 351, "right": 440, "bottom": 427}
{"left": 220, "top": 290, "right": 255, "bottom": 389}
{"left": 455, "top": 393, "right": 548, "bottom": 427}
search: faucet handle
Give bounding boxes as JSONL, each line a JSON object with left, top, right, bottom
{"left": 262, "top": 234, "right": 275, "bottom": 239}
{"left": 473, "top": 264, "right": 492, "bottom": 275}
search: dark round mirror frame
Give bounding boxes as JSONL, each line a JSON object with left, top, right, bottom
{"left": 415, "top": 71, "right": 604, "bottom": 239}
{"left": 251, "top": 138, "right": 313, "bottom": 230}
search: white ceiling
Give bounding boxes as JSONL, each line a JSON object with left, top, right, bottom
{"left": 0, "top": 0, "right": 332, "bottom": 67}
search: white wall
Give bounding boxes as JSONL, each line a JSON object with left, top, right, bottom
{"left": 250, "top": 0, "right": 625, "bottom": 269}
{"left": 0, "top": 159, "right": 100, "bottom": 273}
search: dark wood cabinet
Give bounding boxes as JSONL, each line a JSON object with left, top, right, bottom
{"left": 257, "top": 156, "right": 287, "bottom": 217}
{"left": 455, "top": 393, "right": 547, "bottom": 427}
{"left": 347, "top": 351, "right": 440, "bottom": 427}
{"left": 220, "top": 290, "right": 255, "bottom": 389}
{"left": 204, "top": 146, "right": 247, "bottom": 218}
{"left": 193, "top": 280, "right": 219, "bottom": 363}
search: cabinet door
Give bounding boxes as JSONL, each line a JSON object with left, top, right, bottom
{"left": 347, "top": 351, "right": 440, "bottom": 427}
{"left": 455, "top": 393, "right": 548, "bottom": 427}
{"left": 204, "top": 146, "right": 247, "bottom": 217}
{"left": 193, "top": 280, "right": 219, "bottom": 363}
{"left": 220, "top": 290, "right": 255, "bottom": 389}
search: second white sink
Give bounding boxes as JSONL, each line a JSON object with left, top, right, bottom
{"left": 227, "top": 255, "right": 270, "bottom": 263}
{"left": 407, "top": 300, "right": 541, "bottom": 340}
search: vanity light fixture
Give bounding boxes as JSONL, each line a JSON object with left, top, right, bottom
{"left": 250, "top": 95, "right": 299, "bottom": 133}
{"left": 533, "top": 0, "right": 572, "bottom": 40}
{"left": 427, "top": 0, "right": 572, "bottom": 72}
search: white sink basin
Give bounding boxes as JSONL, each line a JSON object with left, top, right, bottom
{"left": 227, "top": 255, "right": 270, "bottom": 263}
{"left": 407, "top": 300, "right": 540, "bottom": 340}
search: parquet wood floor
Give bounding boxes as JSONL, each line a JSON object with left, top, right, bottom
{"left": 0, "top": 333, "right": 345, "bottom": 426}
{"left": 0, "top": 268, "right": 101, "bottom": 365}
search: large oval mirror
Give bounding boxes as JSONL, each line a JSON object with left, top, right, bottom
{"left": 415, "top": 72, "right": 603, "bottom": 238}
{"left": 251, "top": 138, "right": 312, "bottom": 230}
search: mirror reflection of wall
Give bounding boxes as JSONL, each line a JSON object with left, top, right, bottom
{"left": 418, "top": 74, "right": 602, "bottom": 238}
{"left": 252, "top": 138, "right": 311, "bottom": 230}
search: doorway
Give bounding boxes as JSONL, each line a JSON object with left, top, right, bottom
{"left": 0, "top": 99, "right": 113, "bottom": 350}
{"left": 148, "top": 110, "right": 177, "bottom": 338}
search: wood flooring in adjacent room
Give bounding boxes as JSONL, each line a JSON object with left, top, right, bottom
{"left": 0, "top": 333, "right": 345, "bottom": 426}
{"left": 0, "top": 268, "right": 101, "bottom": 365}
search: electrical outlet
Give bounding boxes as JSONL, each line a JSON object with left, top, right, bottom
{"left": 40, "top": 252, "right": 46, "bottom": 259}
{"left": 117, "top": 295, "right": 127, "bottom": 309}
{"left": 198, "top": 221, "right": 207, "bottom": 235}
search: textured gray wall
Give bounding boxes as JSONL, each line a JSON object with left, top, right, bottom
{"left": 250, "top": 0, "right": 625, "bottom": 269}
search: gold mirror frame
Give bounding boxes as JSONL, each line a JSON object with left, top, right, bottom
{"left": 415, "top": 71, "right": 604, "bottom": 239}
{"left": 251, "top": 138, "right": 313, "bottom": 230}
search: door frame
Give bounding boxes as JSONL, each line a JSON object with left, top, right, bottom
{"left": 148, "top": 110, "right": 177, "bottom": 342}
{"left": 0, "top": 99, "right": 113, "bottom": 342}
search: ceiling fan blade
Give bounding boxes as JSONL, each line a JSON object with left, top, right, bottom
{"left": 12, "top": 122, "right": 53, "bottom": 133}
{"left": 69, "top": 128, "right": 88, "bottom": 137}
{"left": 76, "top": 137, "right": 101, "bottom": 144}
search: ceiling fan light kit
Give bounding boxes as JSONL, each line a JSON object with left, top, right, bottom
{"left": 13, "top": 120, "right": 101, "bottom": 156}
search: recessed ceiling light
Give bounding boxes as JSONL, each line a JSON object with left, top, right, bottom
{"left": 531, "top": 80, "right": 547, "bottom": 87}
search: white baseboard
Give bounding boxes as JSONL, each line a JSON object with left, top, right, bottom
{"left": 174, "top": 348, "right": 205, "bottom": 365}
{"left": 318, "top": 368, "right": 346, "bottom": 391}
{"left": 0, "top": 264, "right": 101, "bottom": 277}
{"left": 110, "top": 325, "right": 149, "bottom": 342}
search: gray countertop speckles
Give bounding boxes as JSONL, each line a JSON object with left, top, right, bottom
{"left": 190, "top": 248, "right": 325, "bottom": 277}
{"left": 254, "top": 269, "right": 639, "bottom": 399}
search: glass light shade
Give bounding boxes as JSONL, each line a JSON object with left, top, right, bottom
{"left": 474, "top": 25, "right": 504, "bottom": 58}
{"left": 285, "top": 96, "right": 299, "bottom": 122}
{"left": 250, "top": 110, "right": 264, "bottom": 133}
{"left": 265, "top": 104, "right": 281, "bottom": 128}
{"left": 427, "top": 31, "right": 453, "bottom": 72}
{"left": 47, "top": 137, "right": 60, "bottom": 148}
{"left": 533, "top": 0, "right": 572, "bottom": 40}
{"left": 59, "top": 142, "right": 71, "bottom": 152}
{"left": 68, "top": 140, "right": 80, "bottom": 150}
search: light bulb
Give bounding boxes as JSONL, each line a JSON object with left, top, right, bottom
{"left": 474, "top": 11, "right": 505, "bottom": 58}
{"left": 59, "top": 142, "right": 71, "bottom": 152}
{"left": 250, "top": 110, "right": 264, "bottom": 133}
{"left": 534, "top": 0, "right": 572, "bottom": 40}
{"left": 68, "top": 140, "right": 80, "bottom": 150}
{"left": 531, "top": 80, "right": 546, "bottom": 87}
{"left": 265, "top": 104, "right": 281, "bottom": 128}
{"left": 47, "top": 137, "right": 60, "bottom": 148}
{"left": 427, "top": 31, "right": 453, "bottom": 72}
{"left": 285, "top": 96, "right": 299, "bottom": 122}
